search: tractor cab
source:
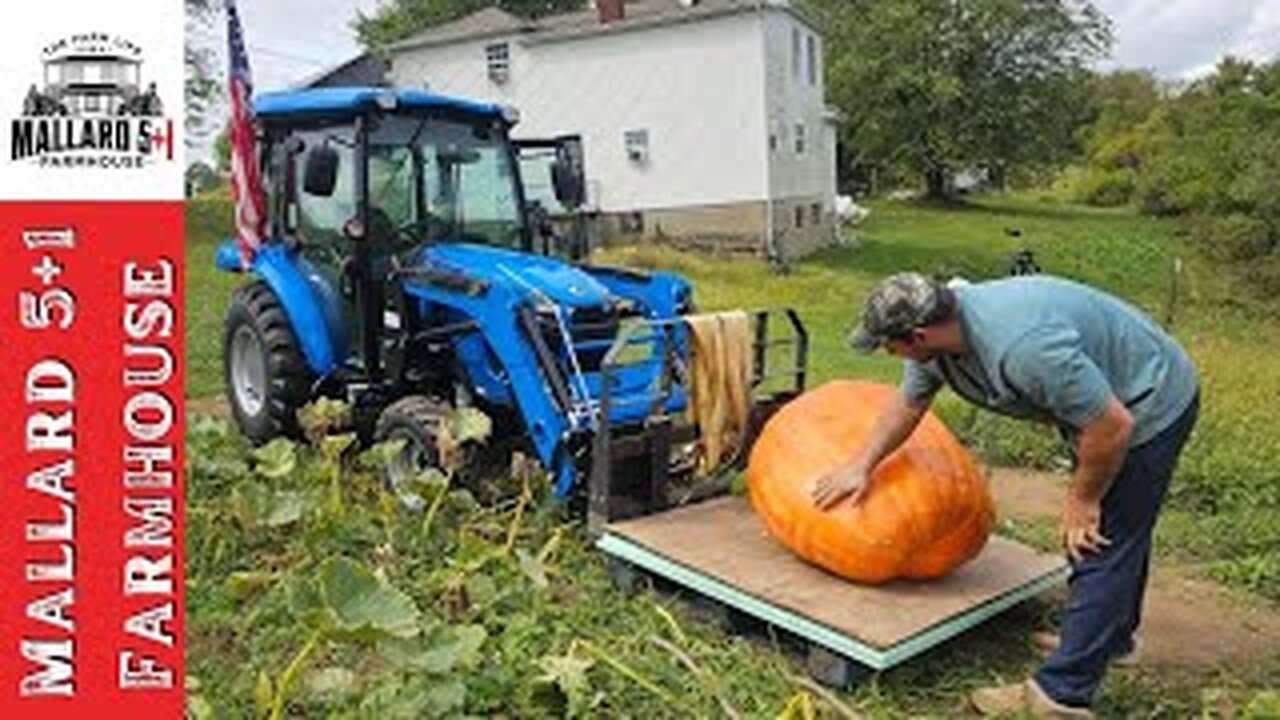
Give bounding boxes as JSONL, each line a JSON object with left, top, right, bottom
{"left": 216, "top": 86, "right": 804, "bottom": 507}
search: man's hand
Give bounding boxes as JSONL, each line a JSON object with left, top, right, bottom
{"left": 1060, "top": 396, "right": 1131, "bottom": 562}
{"left": 1061, "top": 490, "right": 1110, "bottom": 563}
{"left": 811, "top": 464, "right": 871, "bottom": 511}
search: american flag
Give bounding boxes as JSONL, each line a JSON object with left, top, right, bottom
{"left": 226, "top": 0, "right": 267, "bottom": 266}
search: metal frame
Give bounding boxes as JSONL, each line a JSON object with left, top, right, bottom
{"left": 587, "top": 308, "right": 808, "bottom": 535}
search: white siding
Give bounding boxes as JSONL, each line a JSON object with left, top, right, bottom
{"left": 762, "top": 11, "right": 832, "bottom": 206}
{"left": 389, "top": 12, "right": 771, "bottom": 213}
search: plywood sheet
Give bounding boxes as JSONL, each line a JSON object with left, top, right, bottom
{"left": 606, "top": 496, "right": 1066, "bottom": 651}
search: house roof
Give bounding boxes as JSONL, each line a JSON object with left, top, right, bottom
{"left": 386, "top": 1, "right": 811, "bottom": 52}
{"left": 385, "top": 6, "right": 536, "bottom": 51}
{"left": 292, "top": 53, "right": 389, "bottom": 89}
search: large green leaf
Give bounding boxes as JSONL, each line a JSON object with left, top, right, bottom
{"left": 445, "top": 407, "right": 492, "bottom": 445}
{"left": 436, "top": 407, "right": 493, "bottom": 473}
{"left": 262, "top": 490, "right": 306, "bottom": 527}
{"left": 415, "top": 623, "right": 487, "bottom": 674}
{"left": 1246, "top": 690, "right": 1280, "bottom": 719}
{"left": 538, "top": 650, "right": 595, "bottom": 713}
{"left": 363, "top": 438, "right": 408, "bottom": 469}
{"left": 252, "top": 438, "right": 297, "bottom": 480}
{"left": 297, "top": 398, "right": 353, "bottom": 442}
{"left": 517, "top": 548, "right": 550, "bottom": 589}
{"left": 305, "top": 666, "right": 357, "bottom": 701}
{"left": 358, "top": 677, "right": 467, "bottom": 720}
{"left": 230, "top": 485, "right": 308, "bottom": 530}
{"left": 320, "top": 433, "right": 357, "bottom": 463}
{"left": 378, "top": 622, "right": 486, "bottom": 674}
{"left": 316, "top": 557, "right": 421, "bottom": 641}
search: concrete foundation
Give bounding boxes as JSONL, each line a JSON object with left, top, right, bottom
{"left": 594, "top": 197, "right": 834, "bottom": 260}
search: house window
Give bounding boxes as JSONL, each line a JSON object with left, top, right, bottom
{"left": 769, "top": 133, "right": 778, "bottom": 152}
{"left": 624, "top": 129, "right": 650, "bottom": 163}
{"left": 794, "top": 205, "right": 804, "bottom": 229}
{"left": 791, "top": 27, "right": 801, "bottom": 82}
{"left": 810, "top": 202, "right": 821, "bottom": 225}
{"left": 485, "top": 42, "right": 510, "bottom": 83}
{"left": 806, "top": 35, "right": 818, "bottom": 86}
{"left": 794, "top": 123, "right": 806, "bottom": 154}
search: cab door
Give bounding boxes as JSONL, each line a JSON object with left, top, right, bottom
{"left": 514, "top": 135, "right": 588, "bottom": 260}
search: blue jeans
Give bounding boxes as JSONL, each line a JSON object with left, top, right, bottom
{"left": 1034, "top": 394, "right": 1199, "bottom": 708}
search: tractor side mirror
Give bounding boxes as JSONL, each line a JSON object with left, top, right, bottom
{"left": 303, "top": 145, "right": 339, "bottom": 197}
{"left": 551, "top": 158, "right": 584, "bottom": 209}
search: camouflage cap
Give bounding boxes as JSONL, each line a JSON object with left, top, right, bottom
{"left": 848, "top": 272, "right": 945, "bottom": 352}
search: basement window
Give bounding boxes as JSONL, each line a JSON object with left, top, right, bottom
{"left": 811, "top": 202, "right": 821, "bottom": 225}
{"left": 794, "top": 206, "right": 804, "bottom": 229}
{"left": 485, "top": 42, "right": 510, "bottom": 83}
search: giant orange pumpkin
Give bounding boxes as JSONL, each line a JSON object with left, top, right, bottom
{"left": 748, "top": 380, "right": 994, "bottom": 584}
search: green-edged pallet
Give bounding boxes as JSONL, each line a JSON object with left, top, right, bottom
{"left": 597, "top": 496, "right": 1068, "bottom": 686}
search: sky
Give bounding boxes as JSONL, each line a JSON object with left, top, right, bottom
{"left": 190, "top": 0, "right": 1280, "bottom": 158}
{"left": 218, "top": 0, "right": 1280, "bottom": 89}
{"left": 1091, "top": 0, "right": 1280, "bottom": 78}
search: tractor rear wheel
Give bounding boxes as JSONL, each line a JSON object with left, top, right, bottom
{"left": 223, "top": 281, "right": 313, "bottom": 443}
{"left": 375, "top": 396, "right": 450, "bottom": 497}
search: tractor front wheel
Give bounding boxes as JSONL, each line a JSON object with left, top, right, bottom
{"left": 223, "top": 281, "right": 312, "bottom": 443}
{"left": 375, "top": 396, "right": 450, "bottom": 497}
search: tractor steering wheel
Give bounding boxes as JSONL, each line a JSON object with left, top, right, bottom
{"left": 391, "top": 214, "right": 452, "bottom": 246}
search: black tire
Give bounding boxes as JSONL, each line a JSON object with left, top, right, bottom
{"left": 375, "top": 396, "right": 450, "bottom": 493}
{"left": 223, "top": 281, "right": 313, "bottom": 443}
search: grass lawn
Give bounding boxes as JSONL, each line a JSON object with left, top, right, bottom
{"left": 185, "top": 193, "right": 1280, "bottom": 715}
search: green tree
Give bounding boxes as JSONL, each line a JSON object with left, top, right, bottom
{"left": 213, "top": 121, "right": 232, "bottom": 173}
{"left": 356, "top": 0, "right": 586, "bottom": 49}
{"left": 186, "top": 0, "right": 220, "bottom": 146}
{"left": 1067, "top": 58, "right": 1280, "bottom": 291}
{"left": 186, "top": 160, "right": 222, "bottom": 197}
{"left": 805, "top": 0, "right": 1111, "bottom": 198}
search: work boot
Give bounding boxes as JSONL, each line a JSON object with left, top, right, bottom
{"left": 970, "top": 679, "right": 1095, "bottom": 718}
{"left": 1031, "top": 631, "right": 1141, "bottom": 667}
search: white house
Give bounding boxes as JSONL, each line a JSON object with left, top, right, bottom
{"left": 385, "top": 0, "right": 838, "bottom": 259}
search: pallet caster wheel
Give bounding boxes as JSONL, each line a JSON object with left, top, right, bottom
{"left": 806, "top": 645, "right": 870, "bottom": 690}
{"left": 608, "top": 558, "right": 649, "bottom": 596}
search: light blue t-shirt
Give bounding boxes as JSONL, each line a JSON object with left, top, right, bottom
{"left": 901, "top": 276, "right": 1198, "bottom": 447}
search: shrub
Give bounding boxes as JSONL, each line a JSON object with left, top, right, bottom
{"left": 1190, "top": 213, "right": 1277, "bottom": 262}
{"left": 1058, "top": 166, "right": 1137, "bottom": 207}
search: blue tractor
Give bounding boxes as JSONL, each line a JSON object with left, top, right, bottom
{"left": 218, "top": 87, "right": 806, "bottom": 523}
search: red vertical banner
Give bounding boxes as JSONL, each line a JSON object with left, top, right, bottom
{"left": 0, "top": 204, "right": 185, "bottom": 717}
{"left": 0, "top": 2, "right": 185, "bottom": 717}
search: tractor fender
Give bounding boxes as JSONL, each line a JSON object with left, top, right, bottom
{"left": 216, "top": 239, "right": 340, "bottom": 375}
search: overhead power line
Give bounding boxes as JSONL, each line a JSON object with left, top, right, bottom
{"left": 247, "top": 44, "right": 331, "bottom": 67}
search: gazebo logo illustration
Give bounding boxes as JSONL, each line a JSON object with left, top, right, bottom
{"left": 23, "top": 33, "right": 164, "bottom": 118}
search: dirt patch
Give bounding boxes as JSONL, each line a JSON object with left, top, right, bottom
{"left": 987, "top": 466, "right": 1067, "bottom": 520}
{"left": 186, "top": 394, "right": 229, "bottom": 418}
{"left": 986, "top": 465, "right": 1280, "bottom": 671}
